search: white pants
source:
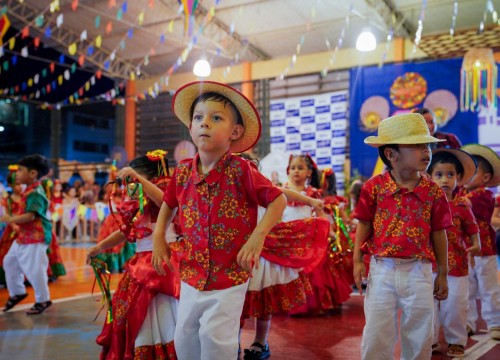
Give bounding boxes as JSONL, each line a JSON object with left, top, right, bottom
{"left": 467, "top": 255, "right": 500, "bottom": 331}
{"left": 433, "top": 275, "right": 468, "bottom": 346}
{"left": 174, "top": 281, "right": 249, "bottom": 360}
{"left": 362, "top": 257, "right": 434, "bottom": 360}
{"left": 4, "top": 242, "right": 50, "bottom": 303}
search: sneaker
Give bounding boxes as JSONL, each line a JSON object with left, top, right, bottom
{"left": 490, "top": 327, "right": 500, "bottom": 340}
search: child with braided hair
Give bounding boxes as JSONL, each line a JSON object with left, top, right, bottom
{"left": 87, "top": 150, "right": 180, "bottom": 359}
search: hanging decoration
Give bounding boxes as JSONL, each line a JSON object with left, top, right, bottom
{"left": 412, "top": 0, "right": 427, "bottom": 56}
{"left": 0, "top": 13, "right": 10, "bottom": 43}
{"left": 179, "top": 0, "right": 202, "bottom": 37}
{"left": 460, "top": 48, "right": 497, "bottom": 112}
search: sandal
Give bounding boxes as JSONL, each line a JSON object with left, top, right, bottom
{"left": 447, "top": 344, "right": 465, "bottom": 358}
{"left": 26, "top": 301, "right": 52, "bottom": 315}
{"left": 2, "top": 293, "right": 28, "bottom": 312}
{"left": 243, "top": 342, "right": 270, "bottom": 360}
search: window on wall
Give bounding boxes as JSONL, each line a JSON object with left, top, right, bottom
{"left": 73, "top": 140, "right": 109, "bottom": 154}
{"left": 73, "top": 114, "right": 110, "bottom": 129}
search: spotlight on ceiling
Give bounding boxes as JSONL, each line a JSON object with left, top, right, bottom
{"left": 193, "top": 58, "right": 211, "bottom": 78}
{"left": 356, "top": 30, "right": 377, "bottom": 52}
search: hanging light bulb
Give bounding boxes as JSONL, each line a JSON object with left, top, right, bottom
{"left": 356, "top": 30, "right": 377, "bottom": 52}
{"left": 193, "top": 58, "right": 211, "bottom": 77}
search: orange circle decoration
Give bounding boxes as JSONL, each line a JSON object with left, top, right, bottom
{"left": 390, "top": 72, "right": 427, "bottom": 109}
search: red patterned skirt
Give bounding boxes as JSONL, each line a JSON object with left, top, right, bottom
{"left": 97, "top": 251, "right": 180, "bottom": 360}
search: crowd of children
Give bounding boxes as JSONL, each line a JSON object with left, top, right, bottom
{"left": 1, "top": 81, "right": 500, "bottom": 360}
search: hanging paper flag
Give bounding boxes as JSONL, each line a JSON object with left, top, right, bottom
{"left": 34, "top": 74, "right": 39, "bottom": 84}
{"left": 122, "top": 1, "right": 128, "bottom": 13}
{"left": 8, "top": 37, "right": 15, "bottom": 50}
{"left": 150, "top": 47, "right": 155, "bottom": 55}
{"left": 144, "top": 55, "right": 149, "bottom": 65}
{"left": 130, "top": 71, "right": 135, "bottom": 80}
{"left": 78, "top": 54, "right": 85, "bottom": 66}
{"left": 80, "top": 30, "right": 87, "bottom": 41}
{"left": 127, "top": 29, "right": 133, "bottom": 38}
{"left": 35, "top": 90, "right": 40, "bottom": 99}
{"left": 138, "top": 11, "right": 145, "bottom": 25}
{"left": 120, "top": 39, "right": 125, "bottom": 49}
{"left": 71, "top": 0, "right": 79, "bottom": 11}
{"left": 0, "top": 46, "right": 3, "bottom": 57}
{"left": 110, "top": 51, "right": 116, "bottom": 60}
{"left": 59, "top": 54, "right": 65, "bottom": 63}
{"left": 179, "top": 0, "right": 201, "bottom": 36}
{"left": 41, "top": 87, "right": 46, "bottom": 96}
{"left": 20, "top": 47, "right": 28, "bottom": 58}
{"left": 106, "top": 21, "right": 112, "bottom": 34}
{"left": 64, "top": 69, "right": 70, "bottom": 80}
{"left": 68, "top": 42, "right": 77, "bottom": 55}
{"left": 21, "top": 26, "right": 29, "bottom": 39}
{"left": 34, "top": 37, "right": 40, "bottom": 48}
{"left": 95, "top": 35, "right": 102, "bottom": 48}
{"left": 168, "top": 19, "right": 174, "bottom": 32}
{"left": 52, "top": 80, "right": 56, "bottom": 89}
{"left": 50, "top": 0, "right": 60, "bottom": 13}
{"left": 71, "top": 63, "right": 76, "bottom": 73}
{"left": 108, "top": 0, "right": 116, "bottom": 8}
{"left": 45, "top": 26, "right": 52, "bottom": 38}
{"left": 209, "top": 6, "right": 215, "bottom": 17}
{"left": 22, "top": 82, "right": 27, "bottom": 90}
{"left": 28, "top": 78, "right": 33, "bottom": 87}
{"left": 56, "top": 13, "right": 63, "bottom": 28}
{"left": 12, "top": 54, "right": 18, "bottom": 64}
{"left": 35, "top": 15, "right": 44, "bottom": 27}
{"left": 46, "top": 84, "right": 51, "bottom": 93}
{"left": 104, "top": 60, "right": 110, "bottom": 70}
{"left": 42, "top": 68, "right": 47, "bottom": 77}
{"left": 160, "top": 33, "right": 165, "bottom": 43}
{"left": 78, "top": 88, "right": 83, "bottom": 96}
{"left": 85, "top": 82, "right": 90, "bottom": 91}
{"left": 50, "top": 62, "right": 55, "bottom": 73}
{"left": 95, "top": 15, "right": 101, "bottom": 29}
{"left": 96, "top": 69, "right": 102, "bottom": 79}
{"left": 90, "top": 76, "right": 95, "bottom": 85}
{"left": 117, "top": 9, "right": 123, "bottom": 20}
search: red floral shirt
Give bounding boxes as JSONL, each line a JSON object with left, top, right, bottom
{"left": 353, "top": 171, "right": 452, "bottom": 261}
{"left": 463, "top": 187, "right": 496, "bottom": 256}
{"left": 16, "top": 182, "right": 52, "bottom": 245}
{"left": 164, "top": 152, "right": 283, "bottom": 291}
{"left": 434, "top": 131, "right": 462, "bottom": 150}
{"left": 432, "top": 197, "right": 479, "bottom": 276}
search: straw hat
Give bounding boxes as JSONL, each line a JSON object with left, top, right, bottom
{"left": 172, "top": 81, "right": 262, "bottom": 153}
{"left": 364, "top": 113, "right": 445, "bottom": 147}
{"left": 432, "top": 148, "right": 477, "bottom": 186}
{"left": 461, "top": 144, "right": 500, "bottom": 187}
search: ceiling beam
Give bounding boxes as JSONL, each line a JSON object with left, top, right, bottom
{"left": 6, "top": 1, "right": 145, "bottom": 79}
{"left": 364, "top": 0, "right": 415, "bottom": 38}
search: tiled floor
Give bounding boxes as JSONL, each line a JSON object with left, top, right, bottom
{"left": 0, "top": 246, "right": 499, "bottom": 359}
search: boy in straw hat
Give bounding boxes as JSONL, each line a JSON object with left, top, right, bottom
{"left": 428, "top": 149, "right": 480, "bottom": 357}
{"left": 352, "top": 113, "right": 452, "bottom": 360}
{"left": 460, "top": 144, "right": 500, "bottom": 341}
{"left": 152, "top": 81, "right": 286, "bottom": 360}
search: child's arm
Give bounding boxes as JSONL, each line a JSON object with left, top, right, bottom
{"left": 466, "top": 233, "right": 481, "bottom": 256}
{"left": 152, "top": 202, "right": 177, "bottom": 275}
{"left": 431, "top": 229, "right": 448, "bottom": 301}
{"left": 353, "top": 220, "right": 371, "bottom": 294}
{"left": 279, "top": 187, "right": 324, "bottom": 213}
{"left": 86, "top": 230, "right": 126, "bottom": 263}
{"left": 0, "top": 212, "right": 36, "bottom": 224}
{"left": 118, "top": 167, "right": 164, "bottom": 207}
{"left": 237, "top": 193, "right": 287, "bottom": 272}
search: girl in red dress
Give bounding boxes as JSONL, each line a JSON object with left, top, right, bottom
{"left": 87, "top": 151, "right": 179, "bottom": 360}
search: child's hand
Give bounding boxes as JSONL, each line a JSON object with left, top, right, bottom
{"left": 117, "top": 167, "right": 139, "bottom": 183}
{"left": 353, "top": 260, "right": 366, "bottom": 295}
{"left": 0, "top": 214, "right": 12, "bottom": 224}
{"left": 466, "top": 244, "right": 480, "bottom": 257}
{"left": 309, "top": 198, "right": 324, "bottom": 213}
{"left": 433, "top": 273, "right": 448, "bottom": 301}
{"left": 152, "top": 232, "right": 172, "bottom": 275}
{"left": 468, "top": 253, "right": 476, "bottom": 268}
{"left": 86, "top": 245, "right": 102, "bottom": 264}
{"left": 237, "top": 234, "right": 264, "bottom": 272}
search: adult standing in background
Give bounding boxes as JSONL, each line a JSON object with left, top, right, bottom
{"left": 413, "top": 108, "right": 462, "bottom": 149}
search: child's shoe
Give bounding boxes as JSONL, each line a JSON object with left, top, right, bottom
{"left": 447, "top": 344, "right": 465, "bottom": 358}
{"left": 490, "top": 327, "right": 500, "bottom": 340}
{"left": 243, "top": 342, "right": 270, "bottom": 360}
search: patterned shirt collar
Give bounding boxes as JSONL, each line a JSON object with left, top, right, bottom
{"left": 381, "top": 171, "right": 430, "bottom": 202}
{"left": 191, "top": 151, "right": 232, "bottom": 185}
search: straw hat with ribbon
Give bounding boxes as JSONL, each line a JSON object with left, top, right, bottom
{"left": 364, "top": 113, "right": 445, "bottom": 147}
{"left": 461, "top": 144, "right": 500, "bottom": 187}
{"left": 432, "top": 148, "right": 477, "bottom": 186}
{"left": 172, "top": 81, "right": 262, "bottom": 153}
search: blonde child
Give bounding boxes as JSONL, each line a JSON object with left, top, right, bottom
{"left": 152, "top": 81, "right": 286, "bottom": 360}
{"left": 460, "top": 144, "right": 500, "bottom": 340}
{"left": 428, "top": 148, "right": 480, "bottom": 357}
{"left": 0, "top": 154, "right": 53, "bottom": 315}
{"left": 353, "top": 113, "right": 452, "bottom": 359}
{"left": 87, "top": 152, "right": 179, "bottom": 359}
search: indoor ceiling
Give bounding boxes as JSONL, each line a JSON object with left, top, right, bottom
{"left": 4, "top": 0, "right": 500, "bottom": 82}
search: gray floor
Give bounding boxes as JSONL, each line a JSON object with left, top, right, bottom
{"left": 0, "top": 296, "right": 105, "bottom": 360}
